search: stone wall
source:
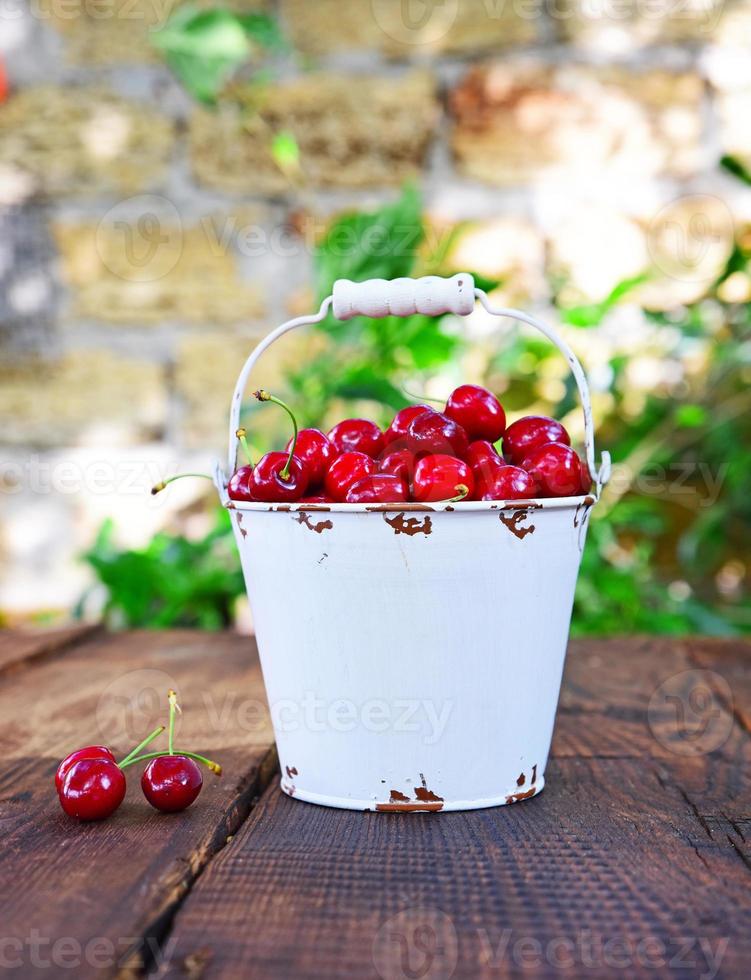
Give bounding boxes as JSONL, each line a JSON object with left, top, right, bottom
{"left": 1, "top": 0, "right": 750, "bottom": 618}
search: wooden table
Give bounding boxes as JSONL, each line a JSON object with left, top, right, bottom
{"left": 1, "top": 629, "right": 748, "bottom": 979}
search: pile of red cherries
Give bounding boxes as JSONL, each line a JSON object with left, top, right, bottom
{"left": 56, "top": 691, "right": 221, "bottom": 821}
{"left": 227, "top": 385, "right": 590, "bottom": 505}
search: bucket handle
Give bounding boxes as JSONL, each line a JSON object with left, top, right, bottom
{"left": 226, "top": 274, "right": 611, "bottom": 493}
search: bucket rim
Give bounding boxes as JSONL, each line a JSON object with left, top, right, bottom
{"left": 219, "top": 493, "right": 598, "bottom": 515}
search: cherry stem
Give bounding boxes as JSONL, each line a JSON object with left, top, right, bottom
{"left": 118, "top": 725, "right": 165, "bottom": 768}
{"left": 168, "top": 689, "right": 181, "bottom": 755}
{"left": 254, "top": 389, "right": 298, "bottom": 482}
{"left": 151, "top": 474, "right": 212, "bottom": 496}
{"left": 448, "top": 484, "right": 470, "bottom": 503}
{"left": 119, "top": 750, "right": 222, "bottom": 775}
{"left": 400, "top": 385, "right": 444, "bottom": 406}
{"left": 235, "top": 428, "right": 253, "bottom": 466}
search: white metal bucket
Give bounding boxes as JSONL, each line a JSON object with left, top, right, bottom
{"left": 215, "top": 275, "right": 611, "bottom": 812}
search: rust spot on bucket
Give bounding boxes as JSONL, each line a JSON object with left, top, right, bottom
{"left": 505, "top": 787, "right": 537, "bottom": 804}
{"left": 499, "top": 509, "right": 535, "bottom": 539}
{"left": 376, "top": 777, "right": 444, "bottom": 812}
{"left": 383, "top": 513, "right": 433, "bottom": 537}
{"left": 388, "top": 789, "right": 410, "bottom": 803}
{"left": 295, "top": 512, "right": 333, "bottom": 534}
{"left": 375, "top": 800, "right": 444, "bottom": 812}
{"left": 509, "top": 764, "right": 539, "bottom": 801}
{"left": 573, "top": 496, "right": 595, "bottom": 528}
{"left": 414, "top": 786, "right": 442, "bottom": 803}
{"left": 281, "top": 764, "right": 298, "bottom": 797}
{"left": 235, "top": 513, "right": 247, "bottom": 538}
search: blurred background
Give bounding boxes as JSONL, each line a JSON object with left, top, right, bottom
{"left": 0, "top": 0, "right": 749, "bottom": 635}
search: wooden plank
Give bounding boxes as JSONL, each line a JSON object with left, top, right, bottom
{"left": 0, "top": 630, "right": 275, "bottom": 978}
{"left": 554, "top": 636, "right": 751, "bottom": 762}
{"left": 0, "top": 624, "right": 100, "bottom": 676}
{"left": 154, "top": 759, "right": 751, "bottom": 979}
{"left": 687, "top": 637, "right": 751, "bottom": 737}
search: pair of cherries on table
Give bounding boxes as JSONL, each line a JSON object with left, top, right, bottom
{"left": 55, "top": 691, "right": 221, "bottom": 821}
{"left": 228, "top": 385, "right": 590, "bottom": 505}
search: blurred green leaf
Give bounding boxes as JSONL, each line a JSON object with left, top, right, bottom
{"left": 152, "top": 7, "right": 282, "bottom": 103}
{"left": 82, "top": 512, "right": 243, "bottom": 629}
{"left": 560, "top": 273, "right": 650, "bottom": 327}
{"left": 271, "top": 130, "right": 301, "bottom": 173}
{"left": 720, "top": 154, "right": 751, "bottom": 186}
{"left": 675, "top": 404, "right": 707, "bottom": 428}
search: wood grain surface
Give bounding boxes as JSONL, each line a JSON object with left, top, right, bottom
{"left": 0, "top": 624, "right": 100, "bottom": 676}
{"left": 0, "top": 630, "right": 748, "bottom": 979}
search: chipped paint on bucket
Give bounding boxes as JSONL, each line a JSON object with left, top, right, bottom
{"left": 215, "top": 275, "right": 611, "bottom": 812}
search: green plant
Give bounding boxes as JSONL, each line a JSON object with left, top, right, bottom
{"left": 151, "top": 5, "right": 284, "bottom": 103}
{"left": 80, "top": 513, "right": 244, "bottom": 629}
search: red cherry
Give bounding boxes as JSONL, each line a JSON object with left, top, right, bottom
{"left": 345, "top": 474, "right": 409, "bottom": 503}
{"left": 383, "top": 405, "right": 433, "bottom": 448}
{"left": 56, "top": 745, "right": 116, "bottom": 795}
{"left": 248, "top": 452, "right": 308, "bottom": 503}
{"left": 445, "top": 385, "right": 506, "bottom": 442}
{"left": 466, "top": 439, "right": 501, "bottom": 468}
{"left": 466, "top": 439, "right": 504, "bottom": 492}
{"left": 299, "top": 495, "right": 332, "bottom": 503}
{"left": 141, "top": 755, "right": 203, "bottom": 813}
{"left": 521, "top": 443, "right": 583, "bottom": 497}
{"left": 324, "top": 452, "right": 377, "bottom": 502}
{"left": 471, "top": 459, "right": 509, "bottom": 499}
{"left": 286, "top": 428, "right": 336, "bottom": 485}
{"left": 413, "top": 455, "right": 474, "bottom": 502}
{"left": 379, "top": 448, "right": 418, "bottom": 485}
{"left": 407, "top": 410, "right": 469, "bottom": 459}
{"left": 228, "top": 465, "right": 255, "bottom": 501}
{"left": 328, "top": 419, "right": 384, "bottom": 458}
{"left": 59, "top": 758, "right": 126, "bottom": 821}
{"left": 503, "top": 415, "right": 570, "bottom": 465}
{"left": 477, "top": 465, "right": 540, "bottom": 501}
